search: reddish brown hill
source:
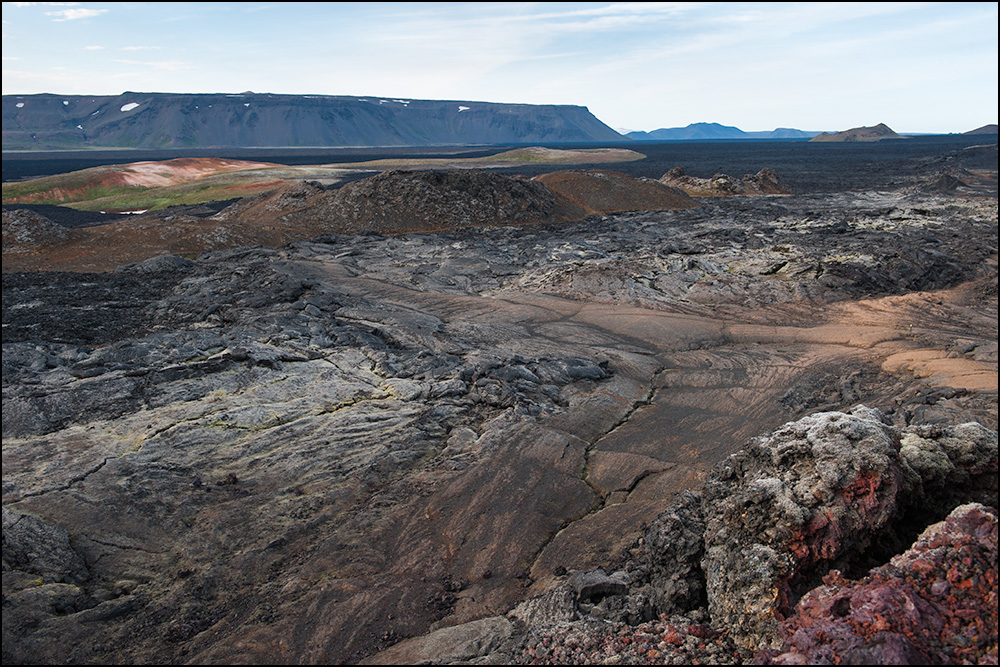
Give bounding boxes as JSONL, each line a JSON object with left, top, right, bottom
{"left": 532, "top": 170, "right": 697, "bottom": 214}
{"left": 209, "top": 179, "right": 328, "bottom": 224}
{"left": 3, "top": 158, "right": 276, "bottom": 207}
{"left": 105, "top": 157, "right": 276, "bottom": 188}
{"left": 232, "top": 169, "right": 697, "bottom": 236}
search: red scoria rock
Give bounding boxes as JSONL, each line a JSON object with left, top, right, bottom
{"left": 756, "top": 503, "right": 999, "bottom": 665}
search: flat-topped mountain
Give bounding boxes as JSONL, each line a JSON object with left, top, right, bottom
{"left": 627, "top": 122, "right": 819, "bottom": 141}
{"left": 1, "top": 92, "right": 625, "bottom": 151}
{"left": 809, "top": 122, "right": 906, "bottom": 142}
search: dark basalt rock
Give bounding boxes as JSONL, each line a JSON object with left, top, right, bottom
{"left": 1, "top": 209, "right": 76, "bottom": 252}
{"left": 1, "top": 203, "right": 124, "bottom": 229}
{"left": 2, "top": 507, "right": 89, "bottom": 585}
{"left": 288, "top": 168, "right": 589, "bottom": 234}
{"left": 574, "top": 568, "right": 629, "bottom": 603}
{"left": 642, "top": 490, "right": 706, "bottom": 615}
{"left": 659, "top": 166, "right": 793, "bottom": 196}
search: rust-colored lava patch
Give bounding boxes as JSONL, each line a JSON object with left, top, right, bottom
{"left": 532, "top": 170, "right": 697, "bottom": 214}
{"left": 2, "top": 157, "right": 277, "bottom": 207}
{"left": 113, "top": 157, "right": 276, "bottom": 187}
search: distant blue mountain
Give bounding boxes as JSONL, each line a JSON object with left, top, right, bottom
{"left": 626, "top": 122, "right": 820, "bottom": 141}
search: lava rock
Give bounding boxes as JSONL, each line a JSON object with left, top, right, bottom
{"left": 701, "top": 406, "right": 906, "bottom": 655}
{"left": 2, "top": 507, "right": 89, "bottom": 584}
{"left": 756, "top": 503, "right": 999, "bottom": 665}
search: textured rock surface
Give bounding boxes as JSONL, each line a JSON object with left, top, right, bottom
{"left": 2, "top": 143, "right": 996, "bottom": 664}
{"left": 701, "top": 407, "right": 907, "bottom": 654}
{"left": 2, "top": 507, "right": 89, "bottom": 585}
{"left": 390, "top": 409, "right": 997, "bottom": 665}
{"left": 900, "top": 422, "right": 999, "bottom": 516}
{"left": 1, "top": 208, "right": 78, "bottom": 252}
{"left": 212, "top": 167, "right": 699, "bottom": 238}
{"left": 362, "top": 616, "right": 515, "bottom": 665}
{"left": 757, "top": 503, "right": 998, "bottom": 665}
{"left": 642, "top": 490, "right": 707, "bottom": 616}
{"left": 278, "top": 168, "right": 590, "bottom": 233}
{"left": 694, "top": 406, "right": 999, "bottom": 656}
{"left": 659, "top": 166, "right": 793, "bottom": 197}
{"left": 533, "top": 169, "right": 697, "bottom": 213}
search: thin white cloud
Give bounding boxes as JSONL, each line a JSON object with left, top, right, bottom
{"left": 110, "top": 58, "right": 195, "bottom": 72}
{"left": 46, "top": 8, "right": 107, "bottom": 22}
{"left": 2, "top": 65, "right": 80, "bottom": 90}
{"left": 84, "top": 45, "right": 104, "bottom": 50}
{"left": 243, "top": 3, "right": 285, "bottom": 13}
{"left": 384, "top": 2, "right": 700, "bottom": 28}
{"left": 375, "top": 2, "right": 694, "bottom": 46}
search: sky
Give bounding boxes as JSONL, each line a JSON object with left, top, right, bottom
{"left": 2, "top": 2, "right": 997, "bottom": 134}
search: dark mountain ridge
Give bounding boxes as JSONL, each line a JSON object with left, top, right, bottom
{"left": 2, "top": 92, "right": 626, "bottom": 151}
{"left": 627, "top": 122, "right": 820, "bottom": 141}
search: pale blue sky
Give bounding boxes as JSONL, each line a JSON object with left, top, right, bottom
{"left": 2, "top": 2, "right": 997, "bottom": 134}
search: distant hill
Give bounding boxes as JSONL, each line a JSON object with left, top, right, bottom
{"left": 808, "top": 123, "right": 906, "bottom": 142}
{"left": 964, "top": 124, "right": 998, "bottom": 135}
{"left": 2, "top": 92, "right": 625, "bottom": 151}
{"left": 626, "top": 122, "right": 819, "bottom": 141}
{"left": 1, "top": 148, "right": 645, "bottom": 213}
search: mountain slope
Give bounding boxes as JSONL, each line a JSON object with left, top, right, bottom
{"left": 2, "top": 92, "right": 626, "bottom": 150}
{"left": 964, "top": 124, "right": 999, "bottom": 135}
